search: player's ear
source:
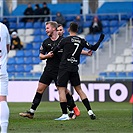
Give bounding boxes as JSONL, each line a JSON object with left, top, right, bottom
{"left": 68, "top": 28, "right": 70, "bottom": 32}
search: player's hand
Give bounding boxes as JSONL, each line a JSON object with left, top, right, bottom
{"left": 47, "top": 51, "right": 54, "bottom": 58}
{"left": 87, "top": 50, "right": 93, "bottom": 56}
{"left": 99, "top": 33, "right": 105, "bottom": 42}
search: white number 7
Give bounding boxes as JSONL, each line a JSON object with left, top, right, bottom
{"left": 72, "top": 43, "right": 79, "bottom": 56}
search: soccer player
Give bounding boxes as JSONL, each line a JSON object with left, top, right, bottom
{"left": 57, "top": 24, "right": 65, "bottom": 37}
{"left": 19, "top": 21, "right": 80, "bottom": 119}
{"left": 57, "top": 24, "right": 93, "bottom": 56}
{"left": 53, "top": 22, "right": 105, "bottom": 120}
{"left": 0, "top": 22, "right": 10, "bottom": 133}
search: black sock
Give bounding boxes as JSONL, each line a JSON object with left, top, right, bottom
{"left": 82, "top": 98, "right": 91, "bottom": 111}
{"left": 60, "top": 102, "right": 68, "bottom": 114}
{"left": 66, "top": 93, "right": 76, "bottom": 111}
{"left": 31, "top": 92, "right": 43, "bottom": 110}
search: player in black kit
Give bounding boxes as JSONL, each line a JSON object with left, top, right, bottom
{"left": 53, "top": 22, "right": 105, "bottom": 120}
{"left": 19, "top": 21, "right": 80, "bottom": 119}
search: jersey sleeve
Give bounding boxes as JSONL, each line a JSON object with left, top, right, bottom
{"left": 83, "top": 33, "right": 104, "bottom": 51}
{"left": 40, "top": 42, "right": 47, "bottom": 55}
{"left": 5, "top": 26, "right": 11, "bottom": 45}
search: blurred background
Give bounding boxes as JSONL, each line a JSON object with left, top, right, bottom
{"left": 0, "top": 0, "right": 132, "bottom": 82}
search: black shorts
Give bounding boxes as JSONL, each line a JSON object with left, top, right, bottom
{"left": 39, "top": 69, "right": 58, "bottom": 86}
{"left": 57, "top": 69, "right": 80, "bottom": 87}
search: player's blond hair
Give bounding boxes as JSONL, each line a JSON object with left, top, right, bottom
{"left": 45, "top": 21, "right": 58, "bottom": 29}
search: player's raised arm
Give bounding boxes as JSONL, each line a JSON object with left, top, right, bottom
{"left": 87, "top": 33, "right": 105, "bottom": 51}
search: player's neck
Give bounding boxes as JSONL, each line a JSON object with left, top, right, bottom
{"left": 69, "top": 32, "right": 77, "bottom": 36}
{"left": 51, "top": 32, "right": 59, "bottom": 41}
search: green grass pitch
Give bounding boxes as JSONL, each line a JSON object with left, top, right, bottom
{"left": 8, "top": 102, "right": 133, "bottom": 133}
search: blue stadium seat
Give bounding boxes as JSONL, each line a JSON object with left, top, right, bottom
{"left": 117, "top": 72, "right": 127, "bottom": 77}
{"left": 98, "top": 15, "right": 109, "bottom": 20}
{"left": 83, "top": 21, "right": 92, "bottom": 28}
{"left": 110, "top": 27, "right": 119, "bottom": 34}
{"left": 15, "top": 50, "right": 24, "bottom": 57}
{"left": 24, "top": 50, "right": 33, "bottom": 57}
{"left": 24, "top": 43, "right": 33, "bottom": 50}
{"left": 15, "top": 72, "right": 25, "bottom": 78}
{"left": 41, "top": 22, "right": 46, "bottom": 28}
{"left": 32, "top": 29, "right": 42, "bottom": 35}
{"left": 15, "top": 65, "right": 25, "bottom": 72}
{"left": 32, "top": 57, "right": 41, "bottom": 64}
{"left": 127, "top": 72, "right": 133, "bottom": 78}
{"left": 33, "top": 72, "right": 42, "bottom": 78}
{"left": 8, "top": 17, "right": 17, "bottom": 22}
{"left": 107, "top": 72, "right": 117, "bottom": 78}
{"left": 8, "top": 72, "right": 15, "bottom": 78}
{"left": 25, "top": 72, "right": 33, "bottom": 77}
{"left": 110, "top": 20, "right": 119, "bottom": 27}
{"left": 103, "top": 27, "right": 110, "bottom": 34}
{"left": 93, "top": 34, "right": 101, "bottom": 42}
{"left": 32, "top": 43, "right": 41, "bottom": 50}
{"left": 9, "top": 22, "right": 17, "bottom": 29}
{"left": 103, "top": 34, "right": 111, "bottom": 42}
{"left": 80, "top": 55, "right": 87, "bottom": 64}
{"left": 101, "top": 20, "right": 110, "bottom": 27}
{"left": 108, "top": 15, "right": 119, "bottom": 20}
{"left": 66, "top": 21, "right": 71, "bottom": 28}
{"left": 7, "top": 58, "right": 16, "bottom": 65}
{"left": 121, "top": 14, "right": 131, "bottom": 20}
{"left": 33, "top": 22, "right": 42, "bottom": 28}
{"left": 41, "top": 29, "right": 47, "bottom": 36}
{"left": 32, "top": 50, "right": 39, "bottom": 57}
{"left": 85, "top": 34, "right": 94, "bottom": 43}
{"left": 17, "top": 22, "right": 25, "bottom": 29}
{"left": 99, "top": 72, "right": 107, "bottom": 77}
{"left": 65, "top": 15, "right": 75, "bottom": 21}
{"left": 24, "top": 65, "right": 33, "bottom": 72}
{"left": 63, "top": 28, "right": 69, "bottom": 36}
{"left": 119, "top": 20, "right": 127, "bottom": 27}
{"left": 15, "top": 57, "right": 25, "bottom": 64}
{"left": 85, "top": 15, "right": 93, "bottom": 21}
{"left": 33, "top": 35, "right": 42, "bottom": 43}
{"left": 7, "top": 65, "right": 16, "bottom": 72}
{"left": 25, "top": 22, "right": 33, "bottom": 28}
{"left": 24, "top": 57, "right": 33, "bottom": 64}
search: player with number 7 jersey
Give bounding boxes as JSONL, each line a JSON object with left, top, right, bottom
{"left": 53, "top": 22, "right": 104, "bottom": 121}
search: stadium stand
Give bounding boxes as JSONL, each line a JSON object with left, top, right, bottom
{"left": 2, "top": 1, "right": 132, "bottom": 80}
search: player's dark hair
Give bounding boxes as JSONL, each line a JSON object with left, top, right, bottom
{"left": 69, "top": 22, "right": 78, "bottom": 32}
{"left": 58, "top": 24, "right": 63, "bottom": 28}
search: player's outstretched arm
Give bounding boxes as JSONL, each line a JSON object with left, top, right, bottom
{"left": 90, "top": 33, "right": 105, "bottom": 51}
{"left": 81, "top": 50, "right": 93, "bottom": 56}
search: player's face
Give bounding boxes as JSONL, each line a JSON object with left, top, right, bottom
{"left": 57, "top": 26, "right": 64, "bottom": 36}
{"left": 45, "top": 24, "right": 55, "bottom": 37}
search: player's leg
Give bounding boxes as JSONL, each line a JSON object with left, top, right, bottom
{"left": 70, "top": 72, "right": 96, "bottom": 120}
{"left": 0, "top": 97, "right": 9, "bottom": 133}
{"left": 54, "top": 71, "right": 80, "bottom": 118}
{"left": 55, "top": 86, "right": 70, "bottom": 120}
{"left": 65, "top": 89, "right": 80, "bottom": 118}
{"left": 54, "top": 70, "right": 70, "bottom": 120}
{"left": 19, "top": 71, "right": 51, "bottom": 119}
{"left": 0, "top": 75, "right": 9, "bottom": 133}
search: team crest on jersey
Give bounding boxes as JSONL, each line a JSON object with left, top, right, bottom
{"left": 48, "top": 44, "right": 51, "bottom": 46}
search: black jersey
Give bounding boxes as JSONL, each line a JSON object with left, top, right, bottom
{"left": 54, "top": 36, "right": 94, "bottom": 72}
{"left": 40, "top": 36, "right": 63, "bottom": 72}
